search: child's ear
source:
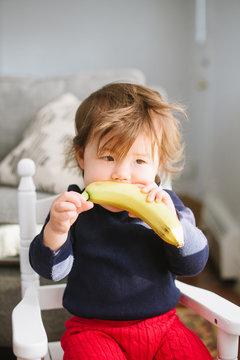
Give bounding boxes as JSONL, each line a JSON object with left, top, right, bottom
{"left": 75, "top": 147, "right": 84, "bottom": 169}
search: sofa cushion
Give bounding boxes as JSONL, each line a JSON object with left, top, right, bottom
{"left": 0, "top": 69, "right": 145, "bottom": 161}
{"left": 0, "top": 186, "right": 54, "bottom": 224}
{"left": 0, "top": 186, "right": 19, "bottom": 224}
{"left": 0, "top": 93, "right": 83, "bottom": 194}
{"left": 0, "top": 76, "right": 65, "bottom": 161}
{"left": 60, "top": 68, "right": 146, "bottom": 100}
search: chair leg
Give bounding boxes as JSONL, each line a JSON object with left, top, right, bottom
{"left": 217, "top": 329, "right": 239, "bottom": 360}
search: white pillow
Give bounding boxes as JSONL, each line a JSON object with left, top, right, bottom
{"left": 0, "top": 224, "right": 43, "bottom": 258}
{"left": 0, "top": 93, "right": 84, "bottom": 194}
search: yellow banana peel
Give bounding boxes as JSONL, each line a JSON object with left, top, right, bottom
{"left": 82, "top": 181, "right": 184, "bottom": 248}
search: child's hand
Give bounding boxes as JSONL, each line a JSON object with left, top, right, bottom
{"left": 128, "top": 183, "right": 176, "bottom": 217}
{"left": 44, "top": 191, "right": 93, "bottom": 251}
{"left": 140, "top": 183, "right": 176, "bottom": 214}
{"left": 49, "top": 191, "right": 93, "bottom": 234}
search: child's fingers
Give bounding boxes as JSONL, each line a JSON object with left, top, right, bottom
{"left": 161, "top": 196, "right": 177, "bottom": 214}
{"left": 56, "top": 198, "right": 93, "bottom": 214}
{"left": 134, "top": 184, "right": 177, "bottom": 218}
{"left": 47, "top": 191, "right": 94, "bottom": 236}
{"left": 139, "top": 183, "right": 156, "bottom": 193}
{"left": 135, "top": 182, "right": 163, "bottom": 203}
{"left": 54, "top": 201, "right": 78, "bottom": 213}
{"left": 77, "top": 200, "right": 94, "bottom": 213}
{"left": 140, "top": 183, "right": 162, "bottom": 202}
{"left": 56, "top": 210, "right": 79, "bottom": 222}
{"left": 155, "top": 191, "right": 177, "bottom": 215}
{"left": 146, "top": 187, "right": 160, "bottom": 202}
{"left": 128, "top": 212, "right": 137, "bottom": 218}
{"left": 50, "top": 192, "right": 94, "bottom": 233}
{"left": 67, "top": 191, "right": 94, "bottom": 212}
{"left": 60, "top": 191, "right": 85, "bottom": 207}
{"left": 155, "top": 190, "right": 164, "bottom": 203}
{"left": 53, "top": 191, "right": 92, "bottom": 212}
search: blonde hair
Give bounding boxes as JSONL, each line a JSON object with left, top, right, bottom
{"left": 71, "top": 83, "right": 185, "bottom": 179}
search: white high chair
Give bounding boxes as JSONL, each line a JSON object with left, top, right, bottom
{"left": 12, "top": 159, "right": 240, "bottom": 360}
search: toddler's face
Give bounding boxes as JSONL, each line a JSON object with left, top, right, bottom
{"left": 77, "top": 131, "right": 160, "bottom": 193}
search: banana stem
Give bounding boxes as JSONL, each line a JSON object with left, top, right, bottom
{"left": 82, "top": 190, "right": 89, "bottom": 201}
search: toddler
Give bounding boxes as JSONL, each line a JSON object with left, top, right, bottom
{"left": 29, "top": 83, "right": 212, "bottom": 359}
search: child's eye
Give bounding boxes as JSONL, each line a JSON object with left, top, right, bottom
{"left": 103, "top": 155, "right": 114, "bottom": 161}
{"left": 135, "top": 159, "right": 146, "bottom": 165}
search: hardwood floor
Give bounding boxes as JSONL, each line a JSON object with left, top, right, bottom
{"left": 179, "top": 194, "right": 240, "bottom": 358}
{"left": 178, "top": 259, "right": 240, "bottom": 358}
{"left": 179, "top": 260, "right": 240, "bottom": 306}
{"left": 179, "top": 193, "right": 240, "bottom": 306}
{"left": 0, "top": 347, "right": 16, "bottom": 360}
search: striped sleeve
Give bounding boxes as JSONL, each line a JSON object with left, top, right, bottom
{"left": 29, "top": 215, "right": 74, "bottom": 281}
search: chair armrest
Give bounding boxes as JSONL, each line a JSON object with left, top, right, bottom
{"left": 12, "top": 286, "right": 48, "bottom": 359}
{"left": 176, "top": 280, "right": 240, "bottom": 335}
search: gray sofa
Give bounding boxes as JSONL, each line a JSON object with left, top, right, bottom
{"left": 0, "top": 68, "right": 146, "bottom": 224}
{"left": 0, "top": 68, "right": 147, "bottom": 346}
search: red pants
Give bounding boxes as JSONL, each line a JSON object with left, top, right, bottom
{"left": 61, "top": 309, "right": 213, "bottom": 359}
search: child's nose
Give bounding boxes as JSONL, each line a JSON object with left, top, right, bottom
{"left": 111, "top": 162, "right": 130, "bottom": 182}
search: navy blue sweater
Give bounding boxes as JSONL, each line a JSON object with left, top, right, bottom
{"left": 29, "top": 185, "right": 209, "bottom": 320}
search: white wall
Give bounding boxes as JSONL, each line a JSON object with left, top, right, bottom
{"left": 0, "top": 0, "right": 196, "bottom": 188}
{"left": 0, "top": 0, "right": 193, "bottom": 99}
{"left": 210, "top": 0, "right": 240, "bottom": 222}
{"left": 189, "top": 0, "right": 240, "bottom": 224}
{"left": 1, "top": 0, "right": 240, "bottom": 224}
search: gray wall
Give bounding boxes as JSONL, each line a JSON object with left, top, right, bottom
{"left": 0, "top": 0, "right": 193, "bottom": 99}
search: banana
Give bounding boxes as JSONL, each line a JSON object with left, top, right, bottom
{"left": 82, "top": 181, "right": 184, "bottom": 248}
